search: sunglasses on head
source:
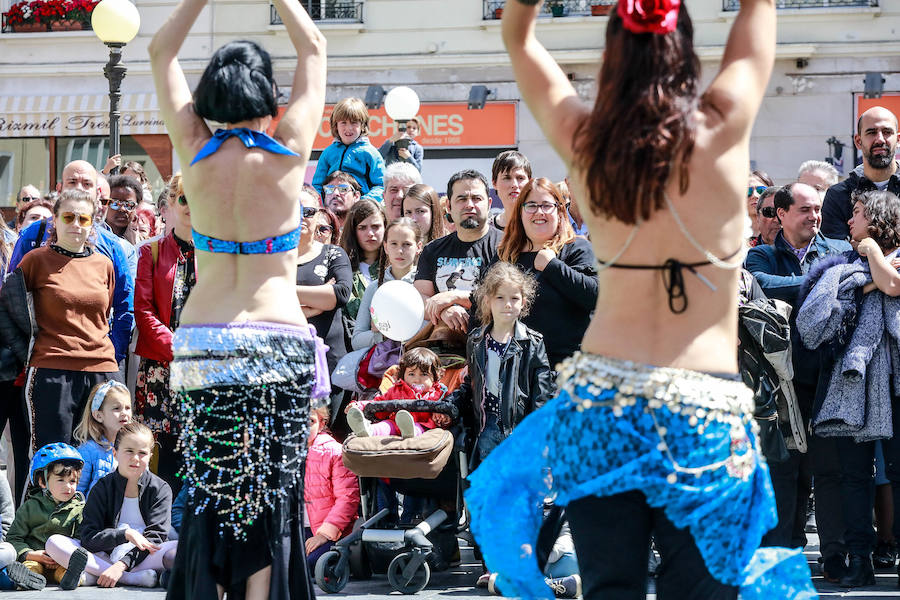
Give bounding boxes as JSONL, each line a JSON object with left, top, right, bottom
{"left": 301, "top": 206, "right": 318, "bottom": 219}
{"left": 60, "top": 212, "right": 92, "bottom": 227}
{"left": 747, "top": 186, "right": 767, "bottom": 197}
{"left": 759, "top": 206, "right": 778, "bottom": 219}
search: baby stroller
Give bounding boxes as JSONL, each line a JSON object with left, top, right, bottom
{"left": 314, "top": 398, "right": 469, "bottom": 595}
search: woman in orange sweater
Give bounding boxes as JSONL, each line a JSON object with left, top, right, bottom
{"left": 18, "top": 188, "right": 120, "bottom": 452}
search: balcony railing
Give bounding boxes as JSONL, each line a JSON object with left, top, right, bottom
{"left": 271, "top": 1, "right": 363, "bottom": 24}
{"left": 483, "top": 0, "right": 616, "bottom": 19}
{"left": 723, "top": 0, "right": 876, "bottom": 9}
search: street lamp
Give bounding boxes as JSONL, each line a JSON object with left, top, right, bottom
{"left": 384, "top": 86, "right": 420, "bottom": 132}
{"left": 92, "top": 0, "right": 141, "bottom": 173}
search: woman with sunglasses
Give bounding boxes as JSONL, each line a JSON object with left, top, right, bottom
{"left": 314, "top": 207, "right": 341, "bottom": 246}
{"left": 465, "top": 0, "right": 816, "bottom": 598}
{"left": 495, "top": 178, "right": 597, "bottom": 368}
{"left": 133, "top": 173, "right": 195, "bottom": 495}
{"left": 748, "top": 170, "right": 775, "bottom": 238}
{"left": 11, "top": 188, "right": 121, "bottom": 453}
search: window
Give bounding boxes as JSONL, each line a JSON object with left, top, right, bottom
{"left": 270, "top": 1, "right": 363, "bottom": 24}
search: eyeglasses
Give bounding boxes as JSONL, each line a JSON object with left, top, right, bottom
{"left": 759, "top": 206, "right": 778, "bottom": 219}
{"left": 324, "top": 184, "right": 353, "bottom": 195}
{"left": 316, "top": 224, "right": 334, "bottom": 235}
{"left": 109, "top": 200, "right": 136, "bottom": 212}
{"left": 98, "top": 198, "right": 111, "bottom": 207}
{"left": 60, "top": 212, "right": 92, "bottom": 227}
{"left": 301, "top": 206, "right": 318, "bottom": 219}
{"left": 522, "top": 202, "right": 559, "bottom": 215}
{"left": 177, "top": 195, "right": 188, "bottom": 206}
{"left": 747, "top": 186, "right": 767, "bottom": 197}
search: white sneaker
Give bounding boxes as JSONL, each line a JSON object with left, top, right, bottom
{"left": 347, "top": 406, "right": 372, "bottom": 437}
{"left": 128, "top": 569, "right": 158, "bottom": 588}
{"left": 396, "top": 410, "right": 416, "bottom": 439}
{"left": 81, "top": 573, "right": 99, "bottom": 586}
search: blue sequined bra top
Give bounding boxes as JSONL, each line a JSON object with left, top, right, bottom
{"left": 189, "top": 127, "right": 304, "bottom": 254}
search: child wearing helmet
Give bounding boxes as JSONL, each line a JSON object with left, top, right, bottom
{"left": 4, "top": 443, "right": 86, "bottom": 591}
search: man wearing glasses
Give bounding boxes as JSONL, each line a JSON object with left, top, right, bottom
{"left": 9, "top": 185, "right": 42, "bottom": 228}
{"left": 749, "top": 186, "right": 780, "bottom": 247}
{"left": 322, "top": 171, "right": 361, "bottom": 230}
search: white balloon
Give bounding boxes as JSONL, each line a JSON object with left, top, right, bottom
{"left": 370, "top": 280, "right": 425, "bottom": 342}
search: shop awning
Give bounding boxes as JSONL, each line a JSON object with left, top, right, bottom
{"left": 0, "top": 93, "right": 166, "bottom": 138}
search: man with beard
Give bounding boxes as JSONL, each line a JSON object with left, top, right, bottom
{"left": 415, "top": 169, "right": 501, "bottom": 333}
{"left": 822, "top": 106, "right": 900, "bottom": 239}
{"left": 323, "top": 170, "right": 361, "bottom": 231}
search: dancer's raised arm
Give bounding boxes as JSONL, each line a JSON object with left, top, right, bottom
{"left": 502, "top": 0, "right": 589, "bottom": 168}
{"left": 704, "top": 0, "right": 776, "bottom": 136}
{"left": 270, "top": 0, "right": 327, "bottom": 158}
{"left": 148, "top": 0, "right": 210, "bottom": 164}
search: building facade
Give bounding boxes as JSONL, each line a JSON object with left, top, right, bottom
{"left": 0, "top": 0, "right": 898, "bottom": 206}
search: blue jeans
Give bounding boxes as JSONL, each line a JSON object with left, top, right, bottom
{"left": 304, "top": 527, "right": 336, "bottom": 573}
{"left": 476, "top": 415, "right": 507, "bottom": 463}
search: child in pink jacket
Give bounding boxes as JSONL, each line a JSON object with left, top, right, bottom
{"left": 303, "top": 406, "right": 360, "bottom": 572}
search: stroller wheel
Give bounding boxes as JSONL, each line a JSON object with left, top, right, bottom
{"left": 387, "top": 552, "right": 431, "bottom": 594}
{"left": 315, "top": 550, "right": 350, "bottom": 593}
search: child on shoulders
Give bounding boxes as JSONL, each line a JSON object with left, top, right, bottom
{"left": 73, "top": 381, "right": 133, "bottom": 497}
{"left": 44, "top": 422, "right": 175, "bottom": 589}
{"left": 5, "top": 443, "right": 87, "bottom": 590}
{"left": 347, "top": 347, "right": 449, "bottom": 439}
{"left": 312, "top": 97, "right": 386, "bottom": 203}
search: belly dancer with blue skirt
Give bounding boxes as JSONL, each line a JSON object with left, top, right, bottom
{"left": 467, "top": 1, "right": 818, "bottom": 598}
{"left": 149, "top": 1, "right": 329, "bottom": 597}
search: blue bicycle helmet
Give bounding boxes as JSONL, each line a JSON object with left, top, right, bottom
{"left": 29, "top": 443, "right": 84, "bottom": 485}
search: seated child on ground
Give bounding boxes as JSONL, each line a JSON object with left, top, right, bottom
{"left": 0, "top": 475, "right": 16, "bottom": 589}
{"left": 74, "top": 381, "right": 132, "bottom": 497}
{"left": 347, "top": 347, "right": 449, "bottom": 439}
{"left": 304, "top": 406, "right": 360, "bottom": 573}
{"left": 44, "top": 422, "right": 175, "bottom": 589}
{"left": 5, "top": 443, "right": 87, "bottom": 591}
{"left": 312, "top": 97, "right": 386, "bottom": 202}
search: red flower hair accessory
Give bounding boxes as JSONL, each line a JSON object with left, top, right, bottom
{"left": 618, "top": 0, "right": 681, "bottom": 35}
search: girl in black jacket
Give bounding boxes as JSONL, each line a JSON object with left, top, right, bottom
{"left": 449, "top": 262, "right": 555, "bottom": 468}
{"left": 44, "top": 422, "right": 175, "bottom": 588}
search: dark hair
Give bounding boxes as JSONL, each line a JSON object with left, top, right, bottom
{"left": 107, "top": 174, "right": 144, "bottom": 206}
{"left": 446, "top": 169, "right": 489, "bottom": 201}
{"left": 574, "top": 6, "right": 699, "bottom": 224}
{"left": 773, "top": 183, "right": 799, "bottom": 214}
{"left": 325, "top": 170, "right": 362, "bottom": 193}
{"left": 194, "top": 40, "right": 279, "bottom": 124}
{"left": 114, "top": 421, "right": 154, "bottom": 450}
{"left": 315, "top": 207, "right": 341, "bottom": 245}
{"left": 402, "top": 184, "right": 445, "bottom": 243}
{"left": 36, "top": 460, "right": 83, "bottom": 487}
{"left": 856, "top": 190, "right": 900, "bottom": 251}
{"left": 339, "top": 199, "right": 386, "bottom": 271}
{"left": 122, "top": 161, "right": 148, "bottom": 186}
{"left": 377, "top": 217, "right": 425, "bottom": 284}
{"left": 17, "top": 198, "right": 54, "bottom": 230}
{"left": 751, "top": 169, "right": 774, "bottom": 187}
{"left": 399, "top": 347, "right": 443, "bottom": 383}
{"left": 491, "top": 150, "right": 532, "bottom": 183}
{"left": 498, "top": 178, "right": 575, "bottom": 263}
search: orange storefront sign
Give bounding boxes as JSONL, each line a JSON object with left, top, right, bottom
{"left": 271, "top": 102, "right": 517, "bottom": 151}
{"left": 856, "top": 93, "right": 900, "bottom": 128}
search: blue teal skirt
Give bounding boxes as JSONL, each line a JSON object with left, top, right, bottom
{"left": 465, "top": 352, "right": 817, "bottom": 599}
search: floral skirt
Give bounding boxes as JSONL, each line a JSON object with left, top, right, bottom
{"left": 135, "top": 358, "right": 176, "bottom": 435}
{"left": 464, "top": 352, "right": 817, "bottom": 600}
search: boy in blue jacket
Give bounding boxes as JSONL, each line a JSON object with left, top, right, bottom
{"left": 313, "top": 97, "right": 385, "bottom": 203}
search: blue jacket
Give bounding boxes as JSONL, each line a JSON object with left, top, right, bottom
{"left": 76, "top": 439, "right": 116, "bottom": 497}
{"left": 312, "top": 136, "right": 385, "bottom": 202}
{"left": 9, "top": 219, "right": 134, "bottom": 363}
{"left": 744, "top": 231, "right": 851, "bottom": 306}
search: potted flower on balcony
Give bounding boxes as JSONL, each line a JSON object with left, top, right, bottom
{"left": 4, "top": 0, "right": 48, "bottom": 32}
{"left": 547, "top": 0, "right": 566, "bottom": 17}
{"left": 54, "top": 0, "right": 97, "bottom": 29}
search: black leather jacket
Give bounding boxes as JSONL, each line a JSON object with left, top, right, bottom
{"left": 0, "top": 268, "right": 36, "bottom": 381}
{"left": 449, "top": 321, "right": 555, "bottom": 451}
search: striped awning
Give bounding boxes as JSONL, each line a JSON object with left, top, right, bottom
{"left": 0, "top": 93, "right": 166, "bottom": 138}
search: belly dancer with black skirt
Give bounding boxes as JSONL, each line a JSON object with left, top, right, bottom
{"left": 149, "top": 1, "right": 329, "bottom": 598}
{"left": 466, "top": 1, "right": 818, "bottom": 599}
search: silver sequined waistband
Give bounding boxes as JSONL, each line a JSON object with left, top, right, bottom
{"left": 557, "top": 352, "right": 754, "bottom": 419}
{"left": 170, "top": 321, "right": 319, "bottom": 391}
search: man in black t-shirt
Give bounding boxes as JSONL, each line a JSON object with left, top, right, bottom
{"left": 415, "top": 169, "right": 501, "bottom": 332}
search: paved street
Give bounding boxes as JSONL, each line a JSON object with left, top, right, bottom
{"left": 5, "top": 533, "right": 900, "bottom": 599}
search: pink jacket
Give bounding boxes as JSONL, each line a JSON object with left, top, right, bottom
{"left": 304, "top": 432, "right": 360, "bottom": 541}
